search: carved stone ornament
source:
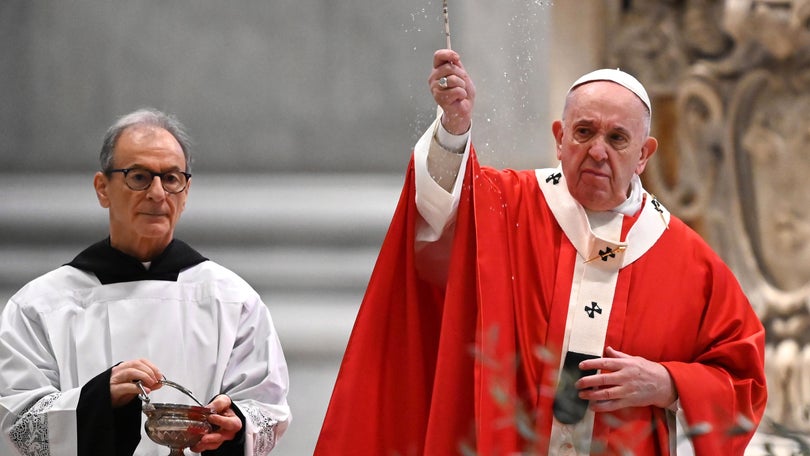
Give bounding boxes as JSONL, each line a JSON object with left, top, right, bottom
{"left": 608, "top": 0, "right": 810, "bottom": 449}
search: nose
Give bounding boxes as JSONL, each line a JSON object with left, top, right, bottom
{"left": 587, "top": 137, "right": 609, "bottom": 162}
{"left": 146, "top": 175, "right": 166, "bottom": 201}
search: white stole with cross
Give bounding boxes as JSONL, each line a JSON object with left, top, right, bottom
{"left": 536, "top": 168, "right": 670, "bottom": 455}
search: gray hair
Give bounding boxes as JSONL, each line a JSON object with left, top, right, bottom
{"left": 99, "top": 108, "right": 193, "bottom": 173}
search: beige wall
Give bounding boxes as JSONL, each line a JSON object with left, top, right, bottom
{"left": 549, "top": 0, "right": 615, "bottom": 134}
{"left": 0, "top": 1, "right": 565, "bottom": 174}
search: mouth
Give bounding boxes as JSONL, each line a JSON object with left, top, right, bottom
{"left": 581, "top": 169, "right": 609, "bottom": 180}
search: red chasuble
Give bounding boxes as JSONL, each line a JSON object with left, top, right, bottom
{"left": 315, "top": 147, "right": 766, "bottom": 455}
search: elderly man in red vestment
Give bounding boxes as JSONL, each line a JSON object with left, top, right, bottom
{"left": 315, "top": 49, "right": 767, "bottom": 455}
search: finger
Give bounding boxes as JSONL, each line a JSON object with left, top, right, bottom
{"left": 433, "top": 49, "right": 460, "bottom": 69}
{"left": 207, "top": 413, "right": 242, "bottom": 433}
{"left": 576, "top": 371, "right": 611, "bottom": 390}
{"left": 578, "top": 357, "right": 604, "bottom": 372}
{"left": 138, "top": 358, "right": 163, "bottom": 380}
{"left": 435, "top": 77, "right": 471, "bottom": 99}
{"left": 111, "top": 367, "right": 149, "bottom": 386}
{"left": 581, "top": 389, "right": 634, "bottom": 414}
{"left": 579, "top": 355, "right": 627, "bottom": 373}
{"left": 206, "top": 394, "right": 233, "bottom": 413}
{"left": 433, "top": 75, "right": 449, "bottom": 92}
{"left": 430, "top": 66, "right": 464, "bottom": 91}
{"left": 114, "top": 359, "right": 163, "bottom": 384}
{"left": 190, "top": 435, "right": 224, "bottom": 453}
{"left": 604, "top": 346, "right": 630, "bottom": 358}
{"left": 579, "top": 348, "right": 629, "bottom": 372}
{"left": 441, "top": 75, "right": 468, "bottom": 91}
{"left": 112, "top": 380, "right": 146, "bottom": 398}
{"left": 580, "top": 382, "right": 624, "bottom": 400}
{"left": 434, "top": 90, "right": 469, "bottom": 113}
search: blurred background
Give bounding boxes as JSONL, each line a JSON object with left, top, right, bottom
{"left": 1, "top": 1, "right": 599, "bottom": 454}
{"left": 9, "top": 1, "right": 803, "bottom": 454}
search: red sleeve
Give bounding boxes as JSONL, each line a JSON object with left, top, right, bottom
{"left": 314, "top": 156, "right": 479, "bottom": 455}
{"left": 661, "top": 238, "right": 767, "bottom": 455}
{"left": 314, "top": 150, "right": 541, "bottom": 455}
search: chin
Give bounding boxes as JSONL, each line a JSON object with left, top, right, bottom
{"left": 575, "top": 192, "right": 616, "bottom": 212}
{"left": 136, "top": 223, "right": 173, "bottom": 239}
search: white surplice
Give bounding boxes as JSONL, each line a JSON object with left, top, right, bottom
{"left": 0, "top": 260, "right": 290, "bottom": 456}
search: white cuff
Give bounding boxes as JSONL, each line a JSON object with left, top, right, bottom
{"left": 435, "top": 121, "right": 469, "bottom": 154}
{"left": 414, "top": 113, "right": 470, "bottom": 242}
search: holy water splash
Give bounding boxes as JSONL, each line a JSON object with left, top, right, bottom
{"left": 404, "top": 1, "right": 555, "bottom": 170}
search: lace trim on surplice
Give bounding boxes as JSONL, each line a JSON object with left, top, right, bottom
{"left": 9, "top": 392, "right": 60, "bottom": 456}
{"left": 243, "top": 405, "right": 278, "bottom": 455}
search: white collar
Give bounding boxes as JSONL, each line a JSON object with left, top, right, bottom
{"left": 536, "top": 167, "right": 670, "bottom": 268}
{"left": 610, "top": 174, "right": 643, "bottom": 216}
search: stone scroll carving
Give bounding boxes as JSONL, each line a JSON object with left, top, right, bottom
{"left": 607, "top": 0, "right": 810, "bottom": 448}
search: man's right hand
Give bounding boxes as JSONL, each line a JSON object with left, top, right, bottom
{"left": 110, "top": 358, "right": 163, "bottom": 408}
{"left": 429, "top": 49, "right": 476, "bottom": 135}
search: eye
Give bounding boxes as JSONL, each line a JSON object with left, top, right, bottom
{"left": 609, "top": 133, "right": 630, "bottom": 149}
{"left": 163, "top": 172, "right": 181, "bottom": 185}
{"left": 573, "top": 126, "right": 594, "bottom": 141}
{"left": 129, "top": 169, "right": 152, "bottom": 183}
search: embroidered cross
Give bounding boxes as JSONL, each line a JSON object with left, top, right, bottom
{"left": 546, "top": 172, "right": 562, "bottom": 185}
{"left": 585, "top": 302, "right": 602, "bottom": 318}
{"left": 598, "top": 246, "right": 616, "bottom": 261}
{"left": 651, "top": 198, "right": 664, "bottom": 214}
{"left": 584, "top": 245, "right": 626, "bottom": 263}
{"left": 649, "top": 194, "right": 670, "bottom": 229}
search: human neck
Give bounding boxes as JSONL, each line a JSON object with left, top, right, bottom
{"left": 583, "top": 175, "right": 643, "bottom": 224}
{"left": 109, "top": 235, "right": 172, "bottom": 262}
{"left": 610, "top": 174, "right": 643, "bottom": 216}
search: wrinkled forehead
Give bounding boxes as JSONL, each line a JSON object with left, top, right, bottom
{"left": 115, "top": 125, "right": 185, "bottom": 164}
{"left": 118, "top": 125, "right": 179, "bottom": 148}
{"left": 562, "top": 82, "right": 652, "bottom": 139}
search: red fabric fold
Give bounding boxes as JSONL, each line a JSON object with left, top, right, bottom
{"left": 315, "top": 147, "right": 766, "bottom": 456}
{"left": 315, "top": 150, "right": 543, "bottom": 455}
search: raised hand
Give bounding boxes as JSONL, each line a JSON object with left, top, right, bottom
{"left": 429, "top": 49, "right": 476, "bottom": 135}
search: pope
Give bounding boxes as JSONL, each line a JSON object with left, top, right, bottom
{"left": 315, "top": 49, "right": 766, "bottom": 455}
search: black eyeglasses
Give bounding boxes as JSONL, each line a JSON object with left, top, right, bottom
{"left": 108, "top": 168, "right": 191, "bottom": 194}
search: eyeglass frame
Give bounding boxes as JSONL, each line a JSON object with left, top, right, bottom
{"left": 106, "top": 167, "right": 192, "bottom": 194}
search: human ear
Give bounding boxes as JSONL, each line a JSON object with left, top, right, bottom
{"left": 93, "top": 172, "right": 111, "bottom": 208}
{"left": 635, "top": 136, "right": 658, "bottom": 175}
{"left": 178, "top": 179, "right": 191, "bottom": 213}
{"left": 552, "top": 120, "right": 564, "bottom": 160}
